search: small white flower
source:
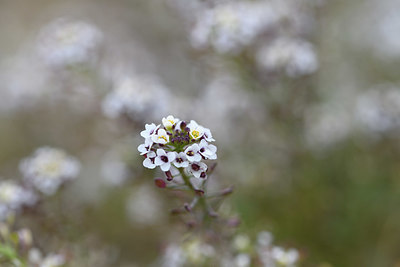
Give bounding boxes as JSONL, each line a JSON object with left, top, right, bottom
{"left": 188, "top": 162, "right": 208, "bottom": 178}
{"left": 138, "top": 138, "right": 153, "bottom": 155}
{"left": 155, "top": 149, "right": 176, "bottom": 172}
{"left": 203, "top": 128, "right": 215, "bottom": 142}
{"left": 151, "top": 129, "right": 170, "bottom": 145}
{"left": 271, "top": 247, "right": 299, "bottom": 266}
{"left": 162, "top": 115, "right": 179, "bottom": 130}
{"left": 198, "top": 139, "right": 217, "bottom": 160}
{"left": 143, "top": 151, "right": 157, "bottom": 169}
{"left": 187, "top": 120, "right": 205, "bottom": 140}
{"left": 184, "top": 144, "right": 202, "bottom": 162}
{"left": 173, "top": 152, "right": 189, "bottom": 168}
{"left": 140, "top": 123, "right": 159, "bottom": 139}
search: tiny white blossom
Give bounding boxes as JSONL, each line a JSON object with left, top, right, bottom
{"left": 20, "top": 147, "right": 80, "bottom": 195}
{"left": 203, "top": 128, "right": 215, "bottom": 142}
{"left": 143, "top": 151, "right": 157, "bottom": 169}
{"left": 151, "top": 129, "right": 170, "bottom": 145}
{"left": 198, "top": 139, "right": 217, "bottom": 160}
{"left": 188, "top": 162, "right": 208, "bottom": 178}
{"left": 173, "top": 152, "right": 190, "bottom": 168}
{"left": 184, "top": 144, "right": 202, "bottom": 162}
{"left": 138, "top": 138, "right": 153, "bottom": 155}
{"left": 162, "top": 115, "right": 179, "bottom": 130}
{"left": 187, "top": 120, "right": 205, "bottom": 140}
{"left": 155, "top": 149, "right": 176, "bottom": 172}
{"left": 140, "top": 123, "right": 159, "bottom": 139}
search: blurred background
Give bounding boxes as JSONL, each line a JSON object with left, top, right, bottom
{"left": 1, "top": 0, "right": 400, "bottom": 266}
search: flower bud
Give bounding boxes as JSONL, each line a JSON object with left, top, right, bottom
{"left": 154, "top": 178, "right": 166, "bottom": 188}
{"left": 165, "top": 171, "right": 173, "bottom": 181}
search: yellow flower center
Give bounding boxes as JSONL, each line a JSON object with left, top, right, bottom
{"left": 191, "top": 130, "right": 200, "bottom": 139}
{"left": 168, "top": 120, "right": 175, "bottom": 125}
{"left": 159, "top": 135, "right": 167, "bottom": 142}
{"left": 42, "top": 161, "right": 62, "bottom": 176}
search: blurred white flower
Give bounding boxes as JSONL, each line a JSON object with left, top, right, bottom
{"left": 28, "top": 248, "right": 65, "bottom": 267}
{"left": 256, "top": 37, "right": 318, "bottom": 77}
{"left": 257, "top": 231, "right": 274, "bottom": 247}
{"left": 37, "top": 18, "right": 103, "bottom": 67}
{"left": 191, "top": 1, "right": 278, "bottom": 53}
{"left": 41, "top": 253, "right": 66, "bottom": 267}
{"left": 126, "top": 185, "right": 164, "bottom": 225}
{"left": 0, "top": 53, "right": 53, "bottom": 112}
{"left": 162, "top": 244, "right": 186, "bottom": 267}
{"left": 233, "top": 234, "right": 251, "bottom": 251}
{"left": 234, "top": 253, "right": 251, "bottom": 267}
{"left": 305, "top": 105, "right": 352, "bottom": 148}
{"left": 20, "top": 147, "right": 81, "bottom": 195}
{"left": 101, "top": 156, "right": 131, "bottom": 186}
{"left": 355, "top": 87, "right": 400, "bottom": 133}
{"left": 271, "top": 246, "right": 299, "bottom": 267}
{"left": 0, "top": 180, "right": 37, "bottom": 220}
{"left": 102, "top": 75, "right": 170, "bottom": 121}
{"left": 185, "top": 239, "right": 215, "bottom": 264}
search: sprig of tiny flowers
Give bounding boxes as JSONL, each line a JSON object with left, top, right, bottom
{"left": 138, "top": 115, "right": 217, "bottom": 181}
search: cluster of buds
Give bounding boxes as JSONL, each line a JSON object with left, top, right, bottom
{"left": 138, "top": 115, "right": 217, "bottom": 181}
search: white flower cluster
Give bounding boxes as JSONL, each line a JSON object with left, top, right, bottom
{"left": 162, "top": 238, "right": 215, "bottom": 267}
{"left": 0, "top": 180, "right": 37, "bottom": 221}
{"left": 37, "top": 18, "right": 103, "bottom": 67}
{"left": 28, "top": 248, "right": 65, "bottom": 267}
{"left": 191, "top": 1, "right": 278, "bottom": 54}
{"left": 256, "top": 231, "right": 299, "bottom": 267}
{"left": 256, "top": 37, "right": 318, "bottom": 77}
{"left": 102, "top": 75, "right": 170, "bottom": 121}
{"left": 20, "top": 147, "right": 81, "bottom": 195}
{"left": 138, "top": 115, "right": 217, "bottom": 180}
{"left": 161, "top": 231, "right": 299, "bottom": 267}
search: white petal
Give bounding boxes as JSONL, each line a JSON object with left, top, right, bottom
{"left": 160, "top": 162, "right": 171, "bottom": 172}
{"left": 193, "top": 154, "right": 202, "bottom": 162}
{"left": 156, "top": 149, "right": 166, "bottom": 156}
{"left": 143, "top": 158, "right": 155, "bottom": 169}
{"left": 155, "top": 157, "right": 164, "bottom": 166}
{"left": 167, "top": 152, "right": 176, "bottom": 162}
{"left": 138, "top": 144, "right": 147, "bottom": 154}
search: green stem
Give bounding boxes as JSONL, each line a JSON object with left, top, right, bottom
{"left": 179, "top": 169, "right": 210, "bottom": 219}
